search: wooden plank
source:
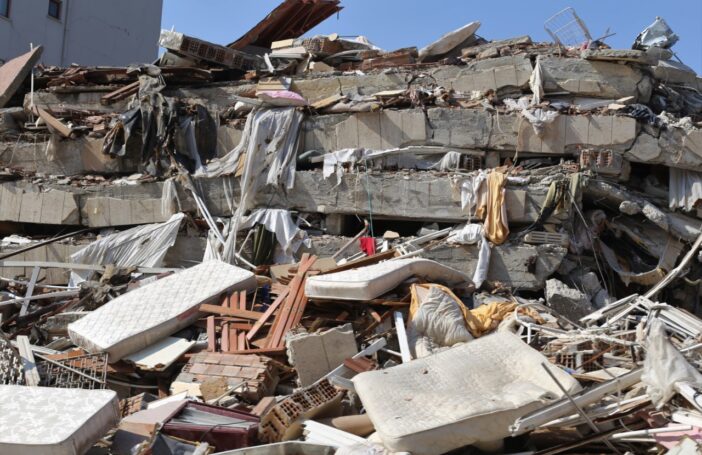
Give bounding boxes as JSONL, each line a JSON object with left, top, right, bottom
{"left": 369, "top": 309, "right": 383, "bottom": 323}
{"left": 268, "top": 255, "right": 317, "bottom": 349}
{"left": 394, "top": 311, "right": 412, "bottom": 363}
{"left": 200, "top": 304, "right": 263, "bottom": 321}
{"left": 206, "top": 316, "right": 216, "bottom": 352}
{"left": 19, "top": 266, "right": 40, "bottom": 317}
{"left": 239, "top": 291, "right": 246, "bottom": 311}
{"left": 0, "top": 260, "right": 177, "bottom": 274}
{"left": 101, "top": 81, "right": 139, "bottom": 105}
{"left": 247, "top": 289, "right": 289, "bottom": 341}
{"left": 226, "top": 347, "right": 286, "bottom": 356}
{"left": 322, "top": 250, "right": 396, "bottom": 275}
{"left": 265, "top": 255, "right": 311, "bottom": 349}
{"left": 221, "top": 322, "right": 230, "bottom": 352}
{"left": 16, "top": 335, "right": 40, "bottom": 386}
{"left": 36, "top": 107, "right": 72, "bottom": 137}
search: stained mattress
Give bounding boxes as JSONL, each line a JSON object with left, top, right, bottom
{"left": 353, "top": 332, "right": 581, "bottom": 455}
{"left": 68, "top": 260, "right": 256, "bottom": 361}
{"left": 0, "top": 385, "right": 119, "bottom": 455}
{"left": 305, "top": 258, "right": 471, "bottom": 301}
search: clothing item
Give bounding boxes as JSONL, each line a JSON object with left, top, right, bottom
{"left": 483, "top": 171, "right": 509, "bottom": 245}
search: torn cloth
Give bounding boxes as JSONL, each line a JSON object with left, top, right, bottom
{"left": 450, "top": 171, "right": 487, "bottom": 219}
{"left": 669, "top": 168, "right": 702, "bottom": 212}
{"left": 466, "top": 302, "right": 543, "bottom": 338}
{"left": 238, "top": 209, "right": 310, "bottom": 257}
{"left": 407, "top": 284, "right": 474, "bottom": 358}
{"left": 483, "top": 171, "right": 509, "bottom": 245}
{"left": 203, "top": 108, "right": 303, "bottom": 264}
{"left": 70, "top": 213, "right": 184, "bottom": 285}
{"left": 196, "top": 107, "right": 303, "bottom": 191}
{"left": 447, "top": 224, "right": 491, "bottom": 288}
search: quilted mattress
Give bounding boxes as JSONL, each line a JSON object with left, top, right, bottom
{"left": 68, "top": 260, "right": 256, "bottom": 361}
{"left": 305, "top": 258, "right": 471, "bottom": 301}
{"left": 0, "top": 385, "right": 119, "bottom": 455}
{"left": 353, "top": 332, "right": 581, "bottom": 455}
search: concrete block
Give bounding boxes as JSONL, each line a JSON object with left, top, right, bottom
{"left": 286, "top": 324, "right": 358, "bottom": 386}
{"left": 335, "top": 115, "right": 359, "bottom": 149}
{"left": 356, "top": 112, "right": 383, "bottom": 150}
{"left": 539, "top": 56, "right": 652, "bottom": 102}
{"left": 545, "top": 278, "right": 594, "bottom": 320}
{"left": 564, "top": 115, "right": 590, "bottom": 146}
{"left": 587, "top": 115, "right": 612, "bottom": 146}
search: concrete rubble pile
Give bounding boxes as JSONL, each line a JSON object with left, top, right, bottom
{"left": 0, "top": 1, "right": 702, "bottom": 453}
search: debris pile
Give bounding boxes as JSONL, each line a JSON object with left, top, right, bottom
{"left": 0, "top": 2, "right": 701, "bottom": 453}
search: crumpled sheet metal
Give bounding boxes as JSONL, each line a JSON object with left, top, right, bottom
{"left": 633, "top": 17, "right": 679, "bottom": 50}
{"left": 353, "top": 332, "right": 581, "bottom": 455}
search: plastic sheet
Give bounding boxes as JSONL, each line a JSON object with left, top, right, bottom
{"left": 70, "top": 213, "right": 184, "bottom": 285}
{"left": 239, "top": 209, "right": 310, "bottom": 257}
{"left": 323, "top": 149, "right": 365, "bottom": 186}
{"left": 642, "top": 319, "right": 702, "bottom": 409}
{"left": 670, "top": 168, "right": 702, "bottom": 212}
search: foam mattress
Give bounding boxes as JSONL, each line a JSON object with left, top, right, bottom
{"left": 353, "top": 332, "right": 581, "bottom": 455}
{"left": 68, "top": 260, "right": 256, "bottom": 361}
{"left": 0, "top": 385, "right": 119, "bottom": 455}
{"left": 305, "top": 258, "right": 471, "bottom": 301}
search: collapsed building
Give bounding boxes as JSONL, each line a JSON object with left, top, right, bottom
{"left": 0, "top": 2, "right": 702, "bottom": 454}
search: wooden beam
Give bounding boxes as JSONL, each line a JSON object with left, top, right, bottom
{"left": 19, "top": 266, "right": 40, "bottom": 317}
{"left": 247, "top": 289, "right": 289, "bottom": 341}
{"left": 206, "top": 316, "right": 216, "bottom": 352}
{"left": 16, "top": 335, "right": 40, "bottom": 386}
{"left": 200, "top": 304, "right": 262, "bottom": 321}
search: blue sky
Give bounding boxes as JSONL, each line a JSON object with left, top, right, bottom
{"left": 161, "top": 0, "right": 702, "bottom": 73}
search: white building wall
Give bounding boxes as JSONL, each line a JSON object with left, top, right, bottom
{"left": 0, "top": 0, "right": 163, "bottom": 66}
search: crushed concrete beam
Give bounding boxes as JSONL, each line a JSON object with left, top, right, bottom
{"left": 539, "top": 56, "right": 652, "bottom": 102}
{"left": 26, "top": 56, "right": 654, "bottom": 117}
{"left": 584, "top": 179, "right": 701, "bottom": 242}
{"left": 0, "top": 242, "right": 84, "bottom": 284}
{"left": 625, "top": 127, "right": 702, "bottom": 173}
{"left": 302, "top": 108, "right": 639, "bottom": 155}
{"left": 461, "top": 36, "right": 532, "bottom": 58}
{"left": 3, "top": 169, "right": 550, "bottom": 227}
{"left": 254, "top": 170, "right": 549, "bottom": 224}
{"left": 581, "top": 49, "right": 657, "bottom": 65}
{"left": 0, "top": 126, "right": 241, "bottom": 176}
{"left": 0, "top": 182, "right": 80, "bottom": 225}
{"left": 0, "top": 46, "right": 43, "bottom": 108}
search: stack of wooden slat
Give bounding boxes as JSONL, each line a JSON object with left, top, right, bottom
{"left": 263, "top": 254, "right": 317, "bottom": 351}
{"left": 199, "top": 254, "right": 318, "bottom": 356}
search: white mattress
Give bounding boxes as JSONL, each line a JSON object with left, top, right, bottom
{"left": 353, "top": 332, "right": 581, "bottom": 455}
{"left": 0, "top": 385, "right": 119, "bottom": 455}
{"left": 68, "top": 260, "right": 256, "bottom": 361}
{"left": 305, "top": 258, "right": 471, "bottom": 301}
